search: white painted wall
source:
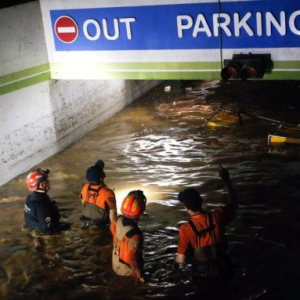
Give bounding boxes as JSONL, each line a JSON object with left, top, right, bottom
{"left": 0, "top": 2, "right": 48, "bottom": 76}
{"left": 0, "top": 2, "right": 160, "bottom": 186}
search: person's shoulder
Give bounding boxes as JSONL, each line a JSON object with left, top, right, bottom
{"left": 81, "top": 182, "right": 90, "bottom": 190}
{"left": 179, "top": 221, "right": 190, "bottom": 231}
{"left": 191, "top": 213, "right": 207, "bottom": 220}
{"left": 102, "top": 186, "right": 115, "bottom": 195}
{"left": 33, "top": 194, "right": 52, "bottom": 205}
{"left": 27, "top": 192, "right": 48, "bottom": 202}
{"left": 25, "top": 193, "right": 32, "bottom": 201}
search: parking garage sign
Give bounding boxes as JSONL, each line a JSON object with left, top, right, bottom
{"left": 50, "top": 0, "right": 300, "bottom": 51}
{"left": 40, "top": 0, "right": 300, "bottom": 80}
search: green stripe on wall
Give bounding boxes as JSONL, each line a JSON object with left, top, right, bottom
{"left": 50, "top": 60, "right": 300, "bottom": 80}
{"left": 81, "top": 71, "right": 222, "bottom": 80}
{"left": 0, "top": 63, "right": 51, "bottom": 96}
{"left": 1, "top": 60, "right": 300, "bottom": 97}
{"left": 264, "top": 72, "right": 300, "bottom": 80}
{"left": 0, "top": 72, "right": 51, "bottom": 96}
{"left": 50, "top": 60, "right": 300, "bottom": 71}
{"left": 50, "top": 61, "right": 221, "bottom": 71}
{"left": 0, "top": 63, "right": 49, "bottom": 85}
{"left": 273, "top": 61, "right": 300, "bottom": 69}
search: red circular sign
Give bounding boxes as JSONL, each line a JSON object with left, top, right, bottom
{"left": 55, "top": 16, "right": 78, "bottom": 43}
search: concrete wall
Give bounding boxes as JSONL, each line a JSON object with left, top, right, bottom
{"left": 0, "top": 2, "right": 160, "bottom": 186}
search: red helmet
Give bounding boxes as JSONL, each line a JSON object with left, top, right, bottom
{"left": 26, "top": 168, "right": 50, "bottom": 193}
{"left": 121, "top": 190, "right": 146, "bottom": 219}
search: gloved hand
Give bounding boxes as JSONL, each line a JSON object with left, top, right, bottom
{"left": 218, "top": 164, "right": 230, "bottom": 182}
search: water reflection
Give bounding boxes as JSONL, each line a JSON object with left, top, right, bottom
{"left": 1, "top": 80, "right": 300, "bottom": 299}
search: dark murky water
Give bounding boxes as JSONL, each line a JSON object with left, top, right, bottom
{"left": 1, "top": 80, "right": 300, "bottom": 300}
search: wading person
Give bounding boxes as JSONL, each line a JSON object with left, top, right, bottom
{"left": 111, "top": 190, "right": 146, "bottom": 283}
{"left": 24, "top": 168, "right": 61, "bottom": 234}
{"left": 80, "top": 160, "right": 117, "bottom": 229}
{"left": 174, "top": 164, "right": 238, "bottom": 283}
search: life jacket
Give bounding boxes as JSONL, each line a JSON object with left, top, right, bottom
{"left": 81, "top": 183, "right": 108, "bottom": 223}
{"left": 112, "top": 216, "right": 142, "bottom": 276}
{"left": 189, "top": 213, "right": 231, "bottom": 279}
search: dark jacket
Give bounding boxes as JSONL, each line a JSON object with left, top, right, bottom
{"left": 24, "top": 192, "right": 60, "bottom": 234}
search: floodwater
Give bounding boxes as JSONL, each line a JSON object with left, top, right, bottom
{"left": 1, "top": 80, "right": 300, "bottom": 300}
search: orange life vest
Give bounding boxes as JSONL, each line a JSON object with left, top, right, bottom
{"left": 112, "top": 216, "right": 143, "bottom": 276}
{"left": 81, "top": 183, "right": 116, "bottom": 222}
{"left": 81, "top": 183, "right": 105, "bottom": 208}
{"left": 189, "top": 213, "right": 228, "bottom": 263}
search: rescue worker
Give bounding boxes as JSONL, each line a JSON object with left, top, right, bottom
{"left": 111, "top": 190, "right": 146, "bottom": 283}
{"left": 24, "top": 168, "right": 61, "bottom": 234}
{"left": 80, "top": 160, "right": 117, "bottom": 229}
{"left": 174, "top": 164, "right": 238, "bottom": 282}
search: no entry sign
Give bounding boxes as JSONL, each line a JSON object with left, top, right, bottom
{"left": 54, "top": 16, "right": 78, "bottom": 43}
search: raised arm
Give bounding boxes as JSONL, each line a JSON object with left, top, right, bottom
{"left": 219, "top": 164, "right": 238, "bottom": 210}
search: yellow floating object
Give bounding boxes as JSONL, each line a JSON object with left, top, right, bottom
{"left": 268, "top": 135, "right": 300, "bottom": 145}
{"left": 206, "top": 121, "right": 231, "bottom": 127}
{"left": 268, "top": 126, "right": 300, "bottom": 145}
{"left": 205, "top": 111, "right": 242, "bottom": 127}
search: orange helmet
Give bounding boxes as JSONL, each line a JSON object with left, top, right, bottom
{"left": 121, "top": 190, "right": 146, "bottom": 219}
{"left": 26, "top": 168, "right": 50, "bottom": 193}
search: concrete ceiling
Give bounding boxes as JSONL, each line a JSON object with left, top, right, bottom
{"left": 0, "top": 0, "right": 36, "bottom": 9}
